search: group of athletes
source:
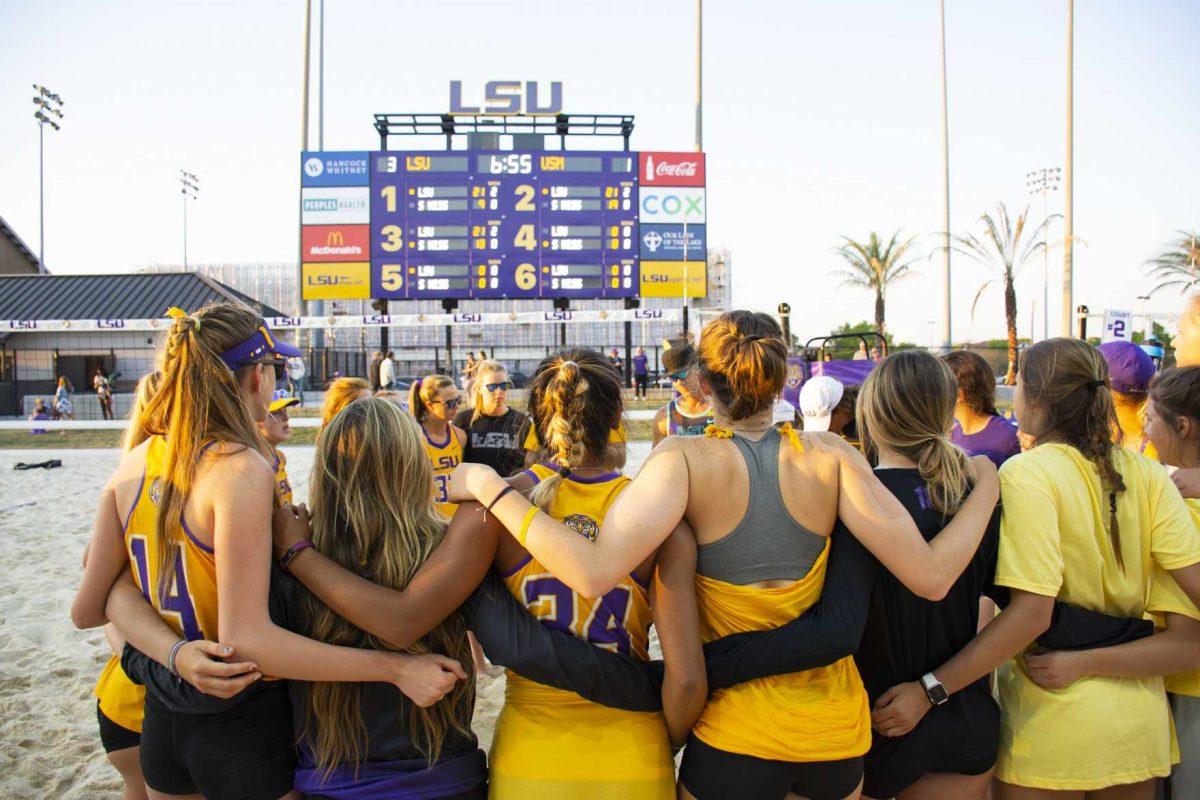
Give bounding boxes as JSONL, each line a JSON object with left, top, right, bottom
{"left": 69, "top": 295, "right": 1200, "bottom": 800}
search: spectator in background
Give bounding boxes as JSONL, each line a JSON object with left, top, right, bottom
{"left": 1170, "top": 293, "right": 1200, "bottom": 497}
{"left": 93, "top": 370, "right": 114, "bottom": 421}
{"left": 632, "top": 346, "right": 649, "bottom": 399}
{"left": 1097, "top": 340, "right": 1158, "bottom": 460}
{"left": 652, "top": 337, "right": 713, "bottom": 446}
{"left": 608, "top": 347, "right": 624, "bottom": 380}
{"left": 320, "top": 376, "right": 371, "bottom": 429}
{"left": 870, "top": 346, "right": 883, "bottom": 362}
{"left": 943, "top": 350, "right": 1020, "bottom": 469}
{"left": 461, "top": 352, "right": 478, "bottom": 398}
{"left": 853, "top": 341, "right": 870, "bottom": 361}
{"left": 798, "top": 375, "right": 844, "bottom": 433}
{"left": 379, "top": 350, "right": 396, "bottom": 390}
{"left": 29, "top": 399, "right": 50, "bottom": 435}
{"left": 54, "top": 376, "right": 74, "bottom": 419}
{"left": 368, "top": 350, "right": 383, "bottom": 392}
{"left": 454, "top": 360, "right": 529, "bottom": 477}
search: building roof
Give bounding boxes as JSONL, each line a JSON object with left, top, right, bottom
{"left": 0, "top": 213, "right": 41, "bottom": 274}
{"left": 0, "top": 272, "right": 287, "bottom": 321}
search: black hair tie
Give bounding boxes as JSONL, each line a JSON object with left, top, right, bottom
{"left": 1109, "top": 491, "right": 1117, "bottom": 515}
{"left": 558, "top": 464, "right": 572, "bottom": 478}
{"left": 1090, "top": 379, "right": 1106, "bottom": 389}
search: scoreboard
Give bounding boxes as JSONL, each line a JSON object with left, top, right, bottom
{"left": 300, "top": 149, "right": 707, "bottom": 302}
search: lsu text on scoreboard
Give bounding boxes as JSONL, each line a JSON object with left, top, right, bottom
{"left": 299, "top": 149, "right": 708, "bottom": 302}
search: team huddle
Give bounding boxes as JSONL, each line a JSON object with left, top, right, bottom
{"left": 70, "top": 300, "right": 1200, "bottom": 800}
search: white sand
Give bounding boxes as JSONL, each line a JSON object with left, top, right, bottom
{"left": 0, "top": 442, "right": 650, "bottom": 798}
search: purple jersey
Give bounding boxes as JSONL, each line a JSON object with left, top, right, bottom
{"left": 633, "top": 354, "right": 649, "bottom": 376}
{"left": 951, "top": 415, "right": 1021, "bottom": 470}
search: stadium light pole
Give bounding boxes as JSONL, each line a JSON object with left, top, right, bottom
{"left": 683, "top": 0, "right": 702, "bottom": 337}
{"left": 318, "top": 0, "right": 324, "bottom": 151}
{"left": 1062, "top": 0, "right": 1074, "bottom": 336}
{"left": 1027, "top": 167, "right": 1060, "bottom": 341}
{"left": 180, "top": 171, "right": 199, "bottom": 270}
{"left": 938, "top": 0, "right": 951, "bottom": 353}
{"left": 33, "top": 84, "right": 64, "bottom": 275}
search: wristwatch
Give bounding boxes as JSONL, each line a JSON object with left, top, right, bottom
{"left": 921, "top": 672, "right": 949, "bottom": 706}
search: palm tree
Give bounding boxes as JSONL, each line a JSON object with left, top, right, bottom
{"left": 1144, "top": 230, "right": 1200, "bottom": 295}
{"left": 831, "top": 231, "right": 918, "bottom": 337}
{"left": 953, "top": 203, "right": 1056, "bottom": 385}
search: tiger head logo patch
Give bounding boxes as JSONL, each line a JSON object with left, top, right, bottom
{"left": 149, "top": 477, "right": 162, "bottom": 507}
{"left": 562, "top": 513, "right": 600, "bottom": 542}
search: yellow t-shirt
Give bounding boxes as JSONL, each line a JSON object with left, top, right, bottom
{"left": 490, "top": 464, "right": 673, "bottom": 800}
{"left": 994, "top": 444, "right": 1200, "bottom": 790}
{"left": 94, "top": 654, "right": 145, "bottom": 733}
{"left": 273, "top": 448, "right": 293, "bottom": 506}
{"left": 1115, "top": 401, "right": 1158, "bottom": 462}
{"left": 1146, "top": 497, "right": 1200, "bottom": 697}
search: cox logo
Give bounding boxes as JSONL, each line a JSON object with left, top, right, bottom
{"left": 639, "top": 189, "right": 705, "bottom": 224}
{"left": 304, "top": 157, "right": 325, "bottom": 178}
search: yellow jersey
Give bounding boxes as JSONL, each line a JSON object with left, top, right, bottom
{"left": 273, "top": 448, "right": 293, "bottom": 506}
{"left": 124, "top": 435, "right": 219, "bottom": 642}
{"left": 1116, "top": 401, "right": 1159, "bottom": 462}
{"left": 423, "top": 425, "right": 463, "bottom": 518}
{"left": 94, "top": 655, "right": 144, "bottom": 733}
{"left": 1148, "top": 497, "right": 1200, "bottom": 697}
{"left": 691, "top": 538, "right": 872, "bottom": 762}
{"left": 491, "top": 463, "right": 674, "bottom": 800}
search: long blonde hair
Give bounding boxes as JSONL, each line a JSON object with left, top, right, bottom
{"left": 468, "top": 360, "right": 506, "bottom": 424}
{"left": 122, "top": 371, "right": 162, "bottom": 453}
{"left": 526, "top": 349, "right": 624, "bottom": 511}
{"left": 139, "top": 303, "right": 265, "bottom": 603}
{"left": 858, "top": 350, "right": 972, "bottom": 516}
{"left": 301, "top": 397, "right": 474, "bottom": 774}
{"left": 320, "top": 377, "right": 370, "bottom": 429}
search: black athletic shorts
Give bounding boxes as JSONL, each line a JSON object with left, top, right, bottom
{"left": 679, "top": 733, "right": 864, "bottom": 800}
{"left": 308, "top": 787, "right": 487, "bottom": 800}
{"left": 96, "top": 701, "right": 141, "bottom": 754}
{"left": 140, "top": 683, "right": 295, "bottom": 800}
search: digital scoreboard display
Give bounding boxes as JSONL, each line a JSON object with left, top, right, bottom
{"left": 300, "top": 149, "right": 706, "bottom": 301}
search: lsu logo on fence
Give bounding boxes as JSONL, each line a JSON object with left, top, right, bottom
{"left": 545, "top": 310, "right": 573, "bottom": 322}
{"left": 633, "top": 309, "right": 664, "bottom": 320}
{"left": 8, "top": 320, "right": 37, "bottom": 330}
{"left": 453, "top": 313, "right": 482, "bottom": 324}
{"left": 96, "top": 319, "right": 126, "bottom": 329}
{"left": 361, "top": 315, "right": 391, "bottom": 326}
{"left": 269, "top": 317, "right": 302, "bottom": 328}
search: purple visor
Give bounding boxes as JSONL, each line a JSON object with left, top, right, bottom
{"left": 219, "top": 324, "right": 301, "bottom": 370}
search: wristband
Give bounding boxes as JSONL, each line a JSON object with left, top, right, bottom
{"left": 279, "top": 540, "right": 314, "bottom": 573}
{"left": 167, "top": 639, "right": 187, "bottom": 677}
{"left": 517, "top": 506, "right": 540, "bottom": 548}
{"left": 484, "top": 485, "right": 516, "bottom": 521}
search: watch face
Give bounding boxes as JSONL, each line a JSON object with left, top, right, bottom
{"left": 928, "top": 682, "right": 949, "bottom": 705}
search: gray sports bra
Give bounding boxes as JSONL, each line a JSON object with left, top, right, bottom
{"left": 695, "top": 427, "right": 828, "bottom": 585}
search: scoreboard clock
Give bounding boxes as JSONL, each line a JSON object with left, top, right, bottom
{"left": 300, "top": 149, "right": 705, "bottom": 301}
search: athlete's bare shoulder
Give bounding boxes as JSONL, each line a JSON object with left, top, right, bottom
{"left": 202, "top": 443, "right": 274, "bottom": 491}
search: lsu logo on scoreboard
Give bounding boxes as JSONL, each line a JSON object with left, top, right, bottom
{"left": 639, "top": 261, "right": 709, "bottom": 299}
{"left": 449, "top": 80, "right": 563, "bottom": 115}
{"left": 302, "top": 262, "right": 370, "bottom": 301}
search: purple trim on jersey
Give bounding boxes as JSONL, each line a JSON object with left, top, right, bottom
{"left": 518, "top": 468, "right": 541, "bottom": 486}
{"left": 565, "top": 471, "right": 623, "bottom": 485}
{"left": 181, "top": 515, "right": 215, "bottom": 555}
{"left": 122, "top": 468, "right": 147, "bottom": 534}
{"left": 422, "top": 425, "right": 452, "bottom": 449}
{"left": 294, "top": 748, "right": 487, "bottom": 799}
{"left": 629, "top": 570, "right": 651, "bottom": 590}
{"left": 500, "top": 555, "right": 533, "bottom": 579}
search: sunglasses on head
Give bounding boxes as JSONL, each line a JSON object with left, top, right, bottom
{"left": 484, "top": 381, "right": 512, "bottom": 392}
{"left": 248, "top": 358, "right": 288, "bottom": 381}
{"left": 670, "top": 371, "right": 689, "bottom": 382}
{"left": 432, "top": 397, "right": 462, "bottom": 409}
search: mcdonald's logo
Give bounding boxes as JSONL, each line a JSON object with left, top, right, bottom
{"left": 302, "top": 225, "right": 368, "bottom": 262}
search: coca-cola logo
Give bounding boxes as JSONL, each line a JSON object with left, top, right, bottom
{"left": 639, "top": 152, "right": 706, "bottom": 187}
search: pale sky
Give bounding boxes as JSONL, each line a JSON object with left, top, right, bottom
{"left": 1, "top": 0, "right": 1197, "bottom": 344}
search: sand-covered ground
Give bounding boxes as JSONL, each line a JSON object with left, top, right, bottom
{"left": 0, "top": 443, "right": 650, "bottom": 799}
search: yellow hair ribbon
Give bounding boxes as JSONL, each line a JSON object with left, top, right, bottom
{"left": 779, "top": 421, "right": 805, "bottom": 453}
{"left": 164, "top": 306, "right": 201, "bottom": 332}
{"left": 704, "top": 424, "right": 733, "bottom": 439}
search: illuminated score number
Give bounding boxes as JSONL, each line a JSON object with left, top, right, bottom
{"left": 514, "top": 262, "right": 536, "bottom": 291}
{"left": 380, "top": 185, "right": 397, "bottom": 212}
{"left": 514, "top": 224, "right": 536, "bottom": 251}
{"left": 380, "top": 225, "right": 403, "bottom": 252}
{"left": 490, "top": 154, "right": 532, "bottom": 174}
{"left": 514, "top": 185, "right": 535, "bottom": 211}
{"left": 380, "top": 264, "right": 403, "bottom": 292}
